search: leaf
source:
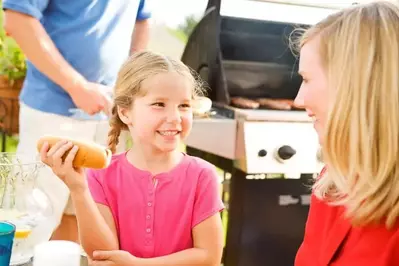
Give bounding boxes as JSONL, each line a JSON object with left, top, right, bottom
{"left": 0, "top": 3, "right": 26, "bottom": 83}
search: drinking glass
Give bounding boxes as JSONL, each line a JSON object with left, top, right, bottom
{"left": 0, "top": 221, "right": 15, "bottom": 266}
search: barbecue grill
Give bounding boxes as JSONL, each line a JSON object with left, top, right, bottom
{"left": 181, "top": 1, "right": 338, "bottom": 265}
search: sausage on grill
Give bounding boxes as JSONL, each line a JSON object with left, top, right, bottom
{"left": 257, "top": 98, "right": 293, "bottom": 110}
{"left": 230, "top": 97, "right": 260, "bottom": 109}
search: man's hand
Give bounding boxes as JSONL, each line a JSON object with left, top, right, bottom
{"left": 90, "top": 250, "right": 140, "bottom": 266}
{"left": 70, "top": 81, "right": 113, "bottom": 116}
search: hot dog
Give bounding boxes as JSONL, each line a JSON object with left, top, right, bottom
{"left": 37, "top": 135, "right": 112, "bottom": 169}
{"left": 256, "top": 98, "right": 293, "bottom": 110}
{"left": 231, "top": 97, "right": 260, "bottom": 109}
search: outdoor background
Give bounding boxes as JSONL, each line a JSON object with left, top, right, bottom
{"left": 0, "top": 0, "right": 374, "bottom": 152}
{"left": 146, "top": 0, "right": 206, "bottom": 59}
{"left": 0, "top": 0, "right": 208, "bottom": 151}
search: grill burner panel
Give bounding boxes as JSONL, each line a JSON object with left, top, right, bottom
{"left": 234, "top": 120, "right": 322, "bottom": 174}
{"left": 186, "top": 117, "right": 322, "bottom": 174}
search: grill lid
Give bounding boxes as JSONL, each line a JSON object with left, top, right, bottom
{"left": 181, "top": 0, "right": 336, "bottom": 108}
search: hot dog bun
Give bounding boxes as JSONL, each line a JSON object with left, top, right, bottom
{"left": 37, "top": 135, "right": 113, "bottom": 169}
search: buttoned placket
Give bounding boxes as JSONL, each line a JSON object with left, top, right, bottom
{"left": 145, "top": 175, "right": 158, "bottom": 248}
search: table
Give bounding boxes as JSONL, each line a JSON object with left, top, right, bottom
{"left": 21, "top": 255, "right": 88, "bottom": 266}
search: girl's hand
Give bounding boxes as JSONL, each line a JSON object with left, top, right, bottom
{"left": 40, "top": 139, "right": 87, "bottom": 192}
{"left": 90, "top": 250, "right": 140, "bottom": 266}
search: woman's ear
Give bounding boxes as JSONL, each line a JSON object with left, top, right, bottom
{"left": 117, "top": 106, "right": 132, "bottom": 126}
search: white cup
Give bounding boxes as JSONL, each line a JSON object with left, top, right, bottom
{"left": 33, "top": 240, "right": 81, "bottom": 266}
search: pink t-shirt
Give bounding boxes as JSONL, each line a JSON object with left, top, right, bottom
{"left": 86, "top": 152, "right": 225, "bottom": 258}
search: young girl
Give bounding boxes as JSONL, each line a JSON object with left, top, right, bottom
{"left": 40, "top": 51, "right": 225, "bottom": 265}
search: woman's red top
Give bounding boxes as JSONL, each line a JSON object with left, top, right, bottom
{"left": 295, "top": 168, "right": 399, "bottom": 266}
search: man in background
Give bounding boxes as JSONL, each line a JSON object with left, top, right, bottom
{"left": 3, "top": 0, "right": 151, "bottom": 243}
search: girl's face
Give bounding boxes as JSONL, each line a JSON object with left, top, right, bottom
{"left": 120, "top": 72, "right": 193, "bottom": 153}
{"left": 294, "top": 37, "right": 329, "bottom": 145}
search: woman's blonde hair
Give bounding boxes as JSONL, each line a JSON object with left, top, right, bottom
{"left": 107, "top": 51, "right": 204, "bottom": 153}
{"left": 295, "top": 1, "right": 399, "bottom": 228}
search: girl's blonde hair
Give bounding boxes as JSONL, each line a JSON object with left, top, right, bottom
{"left": 107, "top": 51, "right": 204, "bottom": 154}
{"left": 295, "top": 1, "right": 399, "bottom": 229}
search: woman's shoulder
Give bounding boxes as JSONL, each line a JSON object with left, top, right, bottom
{"left": 299, "top": 165, "right": 399, "bottom": 265}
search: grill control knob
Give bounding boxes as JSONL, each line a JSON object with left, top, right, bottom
{"left": 277, "top": 145, "right": 296, "bottom": 160}
{"left": 258, "top": 149, "right": 267, "bottom": 157}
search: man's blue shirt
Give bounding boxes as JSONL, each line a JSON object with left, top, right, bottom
{"left": 3, "top": 0, "right": 151, "bottom": 116}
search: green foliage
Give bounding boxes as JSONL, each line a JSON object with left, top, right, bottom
{"left": 167, "top": 27, "right": 188, "bottom": 44}
{"left": 0, "top": 37, "right": 27, "bottom": 82}
{"left": 177, "top": 15, "right": 199, "bottom": 39}
{"left": 0, "top": 135, "right": 18, "bottom": 152}
{"left": 0, "top": 2, "right": 27, "bottom": 83}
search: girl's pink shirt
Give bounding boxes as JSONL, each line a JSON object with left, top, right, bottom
{"left": 86, "top": 152, "right": 225, "bottom": 258}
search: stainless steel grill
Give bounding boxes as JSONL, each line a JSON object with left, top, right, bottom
{"left": 183, "top": 0, "right": 324, "bottom": 176}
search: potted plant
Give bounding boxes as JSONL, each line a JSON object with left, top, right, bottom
{"left": 0, "top": 22, "right": 26, "bottom": 135}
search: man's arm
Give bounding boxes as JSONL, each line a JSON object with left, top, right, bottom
{"left": 3, "top": 1, "right": 111, "bottom": 115}
{"left": 130, "top": 0, "right": 151, "bottom": 53}
{"left": 4, "top": 10, "right": 86, "bottom": 94}
{"left": 130, "top": 19, "right": 150, "bottom": 53}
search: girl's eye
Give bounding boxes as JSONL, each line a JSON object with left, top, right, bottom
{"left": 180, "top": 104, "right": 191, "bottom": 108}
{"left": 152, "top": 102, "right": 164, "bottom": 107}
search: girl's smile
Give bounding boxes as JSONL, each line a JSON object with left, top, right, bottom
{"left": 119, "top": 71, "right": 193, "bottom": 153}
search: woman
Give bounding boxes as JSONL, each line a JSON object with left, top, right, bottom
{"left": 294, "top": 1, "right": 399, "bottom": 265}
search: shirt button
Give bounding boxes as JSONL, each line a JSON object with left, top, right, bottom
{"left": 148, "top": 202, "right": 152, "bottom": 207}
{"left": 146, "top": 215, "right": 151, "bottom": 220}
{"left": 146, "top": 228, "right": 151, "bottom": 233}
